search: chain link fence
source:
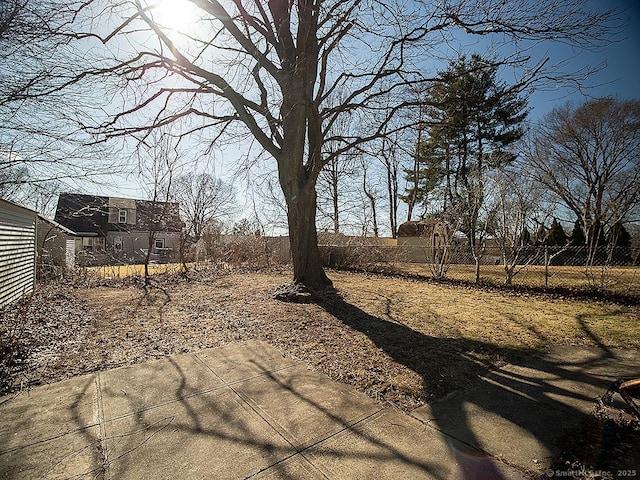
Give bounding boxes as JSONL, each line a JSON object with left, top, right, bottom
{"left": 36, "top": 231, "right": 640, "bottom": 298}
{"left": 320, "top": 242, "right": 640, "bottom": 297}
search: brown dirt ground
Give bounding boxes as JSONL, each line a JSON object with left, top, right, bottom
{"left": 2, "top": 267, "right": 639, "bottom": 411}
{"left": 2, "top": 267, "right": 639, "bottom": 477}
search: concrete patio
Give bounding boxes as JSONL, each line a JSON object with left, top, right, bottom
{"left": 1, "top": 340, "right": 637, "bottom": 479}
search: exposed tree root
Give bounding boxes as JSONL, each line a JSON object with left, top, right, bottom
{"left": 270, "top": 282, "right": 335, "bottom": 303}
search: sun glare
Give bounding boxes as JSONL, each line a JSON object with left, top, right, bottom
{"left": 153, "top": 0, "right": 200, "bottom": 32}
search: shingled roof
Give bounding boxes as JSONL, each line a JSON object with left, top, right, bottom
{"left": 54, "top": 193, "right": 182, "bottom": 235}
{"left": 54, "top": 193, "right": 109, "bottom": 235}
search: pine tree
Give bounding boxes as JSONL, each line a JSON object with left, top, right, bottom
{"left": 407, "top": 54, "right": 528, "bottom": 244}
{"left": 399, "top": 137, "right": 445, "bottom": 217}
{"left": 534, "top": 223, "right": 547, "bottom": 246}
{"left": 518, "top": 227, "right": 531, "bottom": 246}
{"left": 568, "top": 219, "right": 586, "bottom": 246}
{"left": 607, "top": 222, "right": 630, "bottom": 248}
{"left": 547, "top": 218, "right": 567, "bottom": 246}
{"left": 607, "top": 222, "right": 632, "bottom": 265}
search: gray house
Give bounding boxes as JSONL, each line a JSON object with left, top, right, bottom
{"left": 54, "top": 193, "right": 183, "bottom": 265}
{"left": 0, "top": 199, "right": 36, "bottom": 308}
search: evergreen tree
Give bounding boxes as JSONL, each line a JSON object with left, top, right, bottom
{"left": 408, "top": 54, "right": 528, "bottom": 249}
{"left": 607, "top": 222, "right": 632, "bottom": 265}
{"left": 534, "top": 223, "right": 547, "bottom": 246}
{"left": 568, "top": 219, "right": 586, "bottom": 246}
{"left": 400, "top": 137, "right": 445, "bottom": 217}
{"left": 608, "top": 222, "right": 631, "bottom": 248}
{"left": 518, "top": 227, "right": 531, "bottom": 246}
{"left": 588, "top": 219, "right": 607, "bottom": 248}
{"left": 547, "top": 218, "right": 567, "bottom": 246}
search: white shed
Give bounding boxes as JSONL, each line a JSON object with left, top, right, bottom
{"left": 0, "top": 199, "right": 37, "bottom": 308}
{"left": 36, "top": 214, "right": 77, "bottom": 275}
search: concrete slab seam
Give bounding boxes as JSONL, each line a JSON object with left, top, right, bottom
{"left": 292, "top": 408, "right": 390, "bottom": 479}
{"left": 244, "top": 409, "right": 387, "bottom": 480}
{"left": 235, "top": 381, "right": 386, "bottom": 452}
{"left": 0, "top": 424, "right": 100, "bottom": 456}
{"left": 0, "top": 390, "right": 24, "bottom": 407}
{"left": 101, "top": 414, "right": 178, "bottom": 476}
{"left": 192, "top": 350, "right": 304, "bottom": 383}
{"left": 96, "top": 371, "right": 110, "bottom": 479}
{"left": 0, "top": 374, "right": 103, "bottom": 456}
{"left": 191, "top": 351, "right": 226, "bottom": 384}
{"left": 215, "top": 377, "right": 329, "bottom": 479}
{"left": 99, "top": 363, "right": 301, "bottom": 424}
{"left": 405, "top": 410, "right": 535, "bottom": 478}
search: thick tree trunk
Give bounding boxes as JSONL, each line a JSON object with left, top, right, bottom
{"left": 273, "top": 11, "right": 330, "bottom": 297}
{"left": 280, "top": 169, "right": 333, "bottom": 292}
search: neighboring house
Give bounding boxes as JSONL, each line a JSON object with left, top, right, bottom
{"left": 0, "top": 199, "right": 36, "bottom": 308}
{"left": 54, "top": 193, "right": 183, "bottom": 266}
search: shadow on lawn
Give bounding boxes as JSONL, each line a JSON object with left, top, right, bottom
{"left": 4, "top": 322, "right": 633, "bottom": 480}
{"left": 318, "top": 292, "right": 632, "bottom": 478}
{"left": 5, "top": 290, "right": 634, "bottom": 479}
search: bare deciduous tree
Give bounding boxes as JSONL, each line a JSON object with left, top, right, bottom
{"left": 173, "top": 173, "right": 235, "bottom": 243}
{"left": 361, "top": 156, "right": 380, "bottom": 238}
{"left": 51, "top": 0, "right": 620, "bottom": 295}
{"left": 317, "top": 96, "right": 357, "bottom": 234}
{"left": 378, "top": 125, "right": 403, "bottom": 238}
{"left": 486, "top": 166, "right": 551, "bottom": 285}
{"left": 137, "top": 131, "right": 182, "bottom": 285}
{"left": 1, "top": 0, "right": 120, "bottom": 201}
{"left": 525, "top": 98, "right": 640, "bottom": 252}
{"left": 317, "top": 154, "right": 356, "bottom": 234}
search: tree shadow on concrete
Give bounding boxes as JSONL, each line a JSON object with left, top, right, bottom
{"left": 318, "top": 292, "right": 634, "bottom": 478}
{"left": 92, "top": 352, "right": 446, "bottom": 479}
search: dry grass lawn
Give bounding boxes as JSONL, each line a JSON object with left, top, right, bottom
{"left": 35, "top": 268, "right": 632, "bottom": 410}
{"left": 392, "top": 262, "right": 640, "bottom": 296}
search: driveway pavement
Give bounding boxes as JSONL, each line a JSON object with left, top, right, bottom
{"left": 1, "top": 340, "right": 637, "bottom": 479}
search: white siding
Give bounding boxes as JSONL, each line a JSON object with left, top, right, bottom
{"left": 65, "top": 239, "right": 76, "bottom": 270}
{"left": 0, "top": 200, "right": 36, "bottom": 308}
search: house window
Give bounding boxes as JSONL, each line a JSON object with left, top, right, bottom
{"left": 154, "top": 238, "right": 165, "bottom": 250}
{"left": 118, "top": 209, "right": 127, "bottom": 223}
{"left": 82, "top": 237, "right": 92, "bottom": 250}
{"left": 113, "top": 236, "right": 123, "bottom": 251}
{"left": 82, "top": 237, "right": 105, "bottom": 251}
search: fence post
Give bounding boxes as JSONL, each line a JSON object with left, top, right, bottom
{"left": 544, "top": 245, "right": 549, "bottom": 289}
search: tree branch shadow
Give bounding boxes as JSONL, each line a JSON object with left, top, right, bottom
{"left": 94, "top": 354, "right": 443, "bottom": 479}
{"left": 317, "top": 292, "right": 628, "bottom": 477}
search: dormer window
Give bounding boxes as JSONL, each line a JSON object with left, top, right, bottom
{"left": 118, "top": 209, "right": 127, "bottom": 223}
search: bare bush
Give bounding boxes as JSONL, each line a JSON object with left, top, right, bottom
{"left": 0, "top": 296, "right": 34, "bottom": 393}
{"left": 196, "top": 226, "right": 289, "bottom": 269}
{"left": 318, "top": 233, "right": 399, "bottom": 269}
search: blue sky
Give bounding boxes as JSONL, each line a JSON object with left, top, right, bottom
{"left": 526, "top": 0, "right": 640, "bottom": 120}
{"left": 77, "top": 0, "right": 640, "bottom": 232}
